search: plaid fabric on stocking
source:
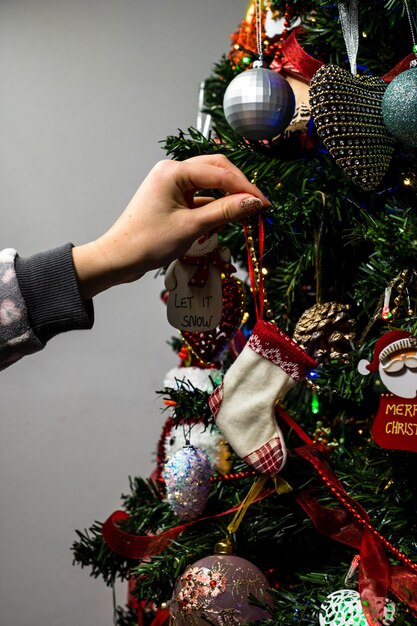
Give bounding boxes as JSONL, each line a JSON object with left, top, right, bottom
{"left": 209, "top": 320, "right": 317, "bottom": 474}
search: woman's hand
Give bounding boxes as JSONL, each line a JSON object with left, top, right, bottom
{"left": 72, "top": 155, "right": 270, "bottom": 299}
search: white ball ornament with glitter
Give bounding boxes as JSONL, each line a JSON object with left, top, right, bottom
{"left": 382, "top": 65, "right": 417, "bottom": 147}
{"left": 223, "top": 61, "right": 296, "bottom": 140}
{"left": 163, "top": 366, "right": 222, "bottom": 394}
{"left": 163, "top": 446, "right": 213, "bottom": 521}
{"left": 318, "top": 589, "right": 396, "bottom": 626}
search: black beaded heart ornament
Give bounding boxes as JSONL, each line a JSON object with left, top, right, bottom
{"left": 309, "top": 64, "right": 396, "bottom": 191}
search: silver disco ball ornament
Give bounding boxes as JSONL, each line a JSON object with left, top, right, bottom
{"left": 382, "top": 66, "right": 417, "bottom": 147}
{"left": 223, "top": 62, "right": 295, "bottom": 140}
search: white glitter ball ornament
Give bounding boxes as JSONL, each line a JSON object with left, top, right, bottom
{"left": 163, "top": 446, "right": 213, "bottom": 521}
{"left": 318, "top": 589, "right": 396, "bottom": 626}
{"left": 223, "top": 63, "right": 295, "bottom": 140}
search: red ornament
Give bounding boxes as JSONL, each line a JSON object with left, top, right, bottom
{"left": 371, "top": 394, "right": 417, "bottom": 453}
{"left": 358, "top": 330, "right": 417, "bottom": 452}
{"left": 181, "top": 276, "right": 245, "bottom": 366}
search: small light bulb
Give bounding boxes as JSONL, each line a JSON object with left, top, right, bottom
{"left": 311, "top": 388, "right": 320, "bottom": 415}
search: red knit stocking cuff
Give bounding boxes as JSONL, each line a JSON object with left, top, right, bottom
{"left": 247, "top": 320, "right": 317, "bottom": 381}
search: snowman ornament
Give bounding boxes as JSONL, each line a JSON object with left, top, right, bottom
{"left": 358, "top": 330, "right": 417, "bottom": 452}
{"left": 164, "top": 234, "right": 235, "bottom": 333}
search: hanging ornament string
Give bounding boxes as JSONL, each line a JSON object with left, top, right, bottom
{"left": 243, "top": 214, "right": 265, "bottom": 321}
{"left": 404, "top": 0, "right": 417, "bottom": 53}
{"left": 181, "top": 420, "right": 193, "bottom": 447}
{"left": 223, "top": 0, "right": 296, "bottom": 140}
{"left": 337, "top": 0, "right": 359, "bottom": 75}
{"left": 255, "top": 0, "right": 264, "bottom": 63}
{"left": 404, "top": 0, "right": 417, "bottom": 66}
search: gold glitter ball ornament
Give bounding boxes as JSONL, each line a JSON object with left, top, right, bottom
{"left": 293, "top": 302, "right": 355, "bottom": 362}
{"left": 309, "top": 65, "right": 396, "bottom": 191}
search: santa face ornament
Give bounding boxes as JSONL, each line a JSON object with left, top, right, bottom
{"left": 358, "top": 330, "right": 417, "bottom": 452}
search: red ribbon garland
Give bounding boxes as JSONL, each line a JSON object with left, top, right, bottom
{"left": 275, "top": 406, "right": 417, "bottom": 621}
{"left": 103, "top": 488, "right": 275, "bottom": 625}
{"left": 273, "top": 29, "right": 415, "bottom": 84}
{"left": 179, "top": 248, "right": 236, "bottom": 287}
{"left": 102, "top": 486, "right": 276, "bottom": 560}
{"left": 103, "top": 411, "right": 417, "bottom": 623}
{"left": 293, "top": 442, "right": 417, "bottom": 622}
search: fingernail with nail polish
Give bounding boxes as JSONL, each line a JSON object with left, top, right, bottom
{"left": 241, "top": 197, "right": 263, "bottom": 215}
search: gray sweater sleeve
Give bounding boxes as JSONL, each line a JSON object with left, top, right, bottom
{"left": 0, "top": 245, "right": 94, "bottom": 370}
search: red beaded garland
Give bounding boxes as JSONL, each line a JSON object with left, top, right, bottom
{"left": 316, "top": 466, "right": 417, "bottom": 572}
{"left": 211, "top": 470, "right": 256, "bottom": 482}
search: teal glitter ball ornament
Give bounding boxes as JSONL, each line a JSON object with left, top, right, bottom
{"left": 382, "top": 67, "right": 417, "bottom": 147}
{"left": 318, "top": 589, "right": 396, "bottom": 626}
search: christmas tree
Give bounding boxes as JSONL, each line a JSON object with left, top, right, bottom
{"left": 72, "top": 1, "right": 417, "bottom": 624}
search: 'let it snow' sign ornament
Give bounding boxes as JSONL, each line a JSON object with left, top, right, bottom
{"left": 358, "top": 330, "right": 417, "bottom": 452}
{"left": 164, "top": 234, "right": 236, "bottom": 333}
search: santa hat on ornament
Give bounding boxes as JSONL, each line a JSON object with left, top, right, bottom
{"left": 358, "top": 330, "right": 417, "bottom": 375}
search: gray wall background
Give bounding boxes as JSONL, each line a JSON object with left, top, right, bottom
{"left": 0, "top": 1, "right": 245, "bottom": 624}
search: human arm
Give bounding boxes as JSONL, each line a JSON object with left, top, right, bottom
{"left": 0, "top": 155, "right": 268, "bottom": 370}
{"left": 71, "top": 155, "right": 269, "bottom": 299}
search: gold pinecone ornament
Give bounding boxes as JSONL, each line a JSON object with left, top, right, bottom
{"left": 294, "top": 302, "right": 356, "bottom": 363}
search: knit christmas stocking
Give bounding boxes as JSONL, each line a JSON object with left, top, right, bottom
{"left": 209, "top": 319, "right": 317, "bottom": 474}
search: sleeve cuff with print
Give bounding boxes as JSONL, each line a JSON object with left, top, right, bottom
{"left": 15, "top": 243, "right": 94, "bottom": 344}
{"left": 0, "top": 248, "right": 44, "bottom": 370}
